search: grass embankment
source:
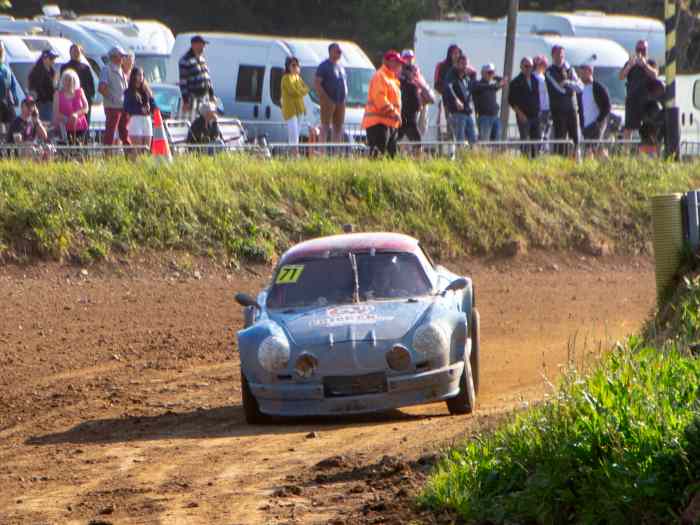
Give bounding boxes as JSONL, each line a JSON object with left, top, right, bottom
{"left": 422, "top": 276, "right": 700, "bottom": 523}
{"left": 0, "top": 155, "right": 698, "bottom": 263}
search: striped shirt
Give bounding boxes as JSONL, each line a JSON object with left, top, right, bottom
{"left": 178, "top": 49, "right": 213, "bottom": 103}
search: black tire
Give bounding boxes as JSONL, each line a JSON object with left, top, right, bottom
{"left": 470, "top": 307, "right": 481, "bottom": 396}
{"left": 446, "top": 356, "right": 476, "bottom": 415}
{"left": 241, "top": 372, "right": 268, "bottom": 424}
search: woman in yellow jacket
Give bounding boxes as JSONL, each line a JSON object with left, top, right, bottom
{"left": 361, "top": 50, "right": 405, "bottom": 157}
{"left": 281, "top": 56, "right": 310, "bottom": 146}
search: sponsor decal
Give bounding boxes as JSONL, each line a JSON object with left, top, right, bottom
{"left": 310, "top": 304, "right": 393, "bottom": 327}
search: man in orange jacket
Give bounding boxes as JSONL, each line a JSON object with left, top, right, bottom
{"left": 362, "top": 50, "right": 405, "bottom": 157}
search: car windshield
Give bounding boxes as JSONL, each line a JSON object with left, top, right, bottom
{"left": 301, "top": 66, "right": 374, "bottom": 108}
{"left": 152, "top": 86, "right": 180, "bottom": 116}
{"left": 266, "top": 252, "right": 432, "bottom": 309}
{"left": 135, "top": 54, "right": 168, "bottom": 84}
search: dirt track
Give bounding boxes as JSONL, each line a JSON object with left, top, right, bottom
{"left": 0, "top": 253, "right": 655, "bottom": 524}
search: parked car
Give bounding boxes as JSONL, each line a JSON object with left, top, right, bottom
{"left": 234, "top": 232, "right": 480, "bottom": 423}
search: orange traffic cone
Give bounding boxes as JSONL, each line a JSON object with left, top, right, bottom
{"left": 151, "top": 108, "right": 172, "bottom": 162}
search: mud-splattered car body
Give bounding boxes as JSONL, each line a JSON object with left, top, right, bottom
{"left": 234, "top": 232, "right": 480, "bottom": 422}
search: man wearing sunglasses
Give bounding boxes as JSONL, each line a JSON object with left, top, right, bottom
{"left": 508, "top": 56, "right": 541, "bottom": 157}
{"left": 620, "top": 39, "right": 659, "bottom": 140}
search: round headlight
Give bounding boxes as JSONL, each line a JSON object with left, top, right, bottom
{"left": 386, "top": 344, "right": 412, "bottom": 371}
{"left": 258, "top": 335, "right": 291, "bottom": 373}
{"left": 412, "top": 323, "right": 449, "bottom": 358}
{"left": 294, "top": 352, "right": 319, "bottom": 378}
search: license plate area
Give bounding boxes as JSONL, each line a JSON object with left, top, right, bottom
{"left": 323, "top": 372, "right": 387, "bottom": 397}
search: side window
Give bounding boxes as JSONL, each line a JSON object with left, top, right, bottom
{"left": 693, "top": 80, "right": 700, "bottom": 111}
{"left": 270, "top": 67, "right": 283, "bottom": 107}
{"left": 235, "top": 65, "right": 265, "bottom": 103}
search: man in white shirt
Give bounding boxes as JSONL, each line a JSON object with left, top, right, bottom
{"left": 576, "top": 64, "right": 611, "bottom": 157}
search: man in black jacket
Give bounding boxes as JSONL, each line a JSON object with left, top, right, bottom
{"left": 545, "top": 45, "right": 582, "bottom": 156}
{"left": 508, "top": 56, "right": 540, "bottom": 157}
{"left": 398, "top": 65, "right": 422, "bottom": 143}
{"left": 576, "top": 64, "right": 611, "bottom": 156}
{"left": 60, "top": 44, "right": 96, "bottom": 126}
{"left": 443, "top": 55, "right": 477, "bottom": 144}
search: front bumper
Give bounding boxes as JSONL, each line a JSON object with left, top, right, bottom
{"left": 249, "top": 362, "right": 464, "bottom": 416}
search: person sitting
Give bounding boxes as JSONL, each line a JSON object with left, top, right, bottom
{"left": 7, "top": 96, "right": 48, "bottom": 144}
{"left": 52, "top": 69, "right": 89, "bottom": 145}
{"left": 186, "top": 102, "right": 224, "bottom": 149}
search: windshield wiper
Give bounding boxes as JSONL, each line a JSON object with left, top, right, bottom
{"left": 349, "top": 252, "right": 360, "bottom": 304}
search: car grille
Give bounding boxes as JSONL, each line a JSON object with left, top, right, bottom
{"left": 323, "top": 372, "right": 387, "bottom": 397}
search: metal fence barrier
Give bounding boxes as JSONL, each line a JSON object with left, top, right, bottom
{"left": 0, "top": 143, "right": 150, "bottom": 161}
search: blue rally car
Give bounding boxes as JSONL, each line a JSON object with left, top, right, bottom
{"left": 234, "top": 232, "right": 480, "bottom": 423}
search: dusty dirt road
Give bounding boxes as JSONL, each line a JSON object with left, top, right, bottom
{"left": 0, "top": 253, "right": 655, "bottom": 524}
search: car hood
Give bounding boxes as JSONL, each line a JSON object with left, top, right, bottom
{"left": 269, "top": 300, "right": 433, "bottom": 347}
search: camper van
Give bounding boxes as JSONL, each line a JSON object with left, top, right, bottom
{"left": 0, "top": 6, "right": 174, "bottom": 83}
{"left": 0, "top": 33, "right": 105, "bottom": 131}
{"left": 166, "top": 33, "right": 376, "bottom": 143}
{"left": 504, "top": 11, "right": 665, "bottom": 67}
{"left": 414, "top": 20, "right": 629, "bottom": 139}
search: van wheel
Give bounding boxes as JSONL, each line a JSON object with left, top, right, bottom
{"left": 470, "top": 308, "right": 480, "bottom": 395}
{"left": 241, "top": 372, "right": 268, "bottom": 424}
{"left": 446, "top": 357, "right": 476, "bottom": 415}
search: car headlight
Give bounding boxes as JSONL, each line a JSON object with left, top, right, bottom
{"left": 258, "top": 335, "right": 290, "bottom": 373}
{"left": 412, "top": 323, "right": 449, "bottom": 358}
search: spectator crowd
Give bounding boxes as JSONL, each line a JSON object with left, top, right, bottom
{"left": 0, "top": 33, "right": 667, "bottom": 159}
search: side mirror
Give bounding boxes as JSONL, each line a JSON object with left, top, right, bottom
{"left": 235, "top": 292, "right": 261, "bottom": 310}
{"left": 214, "top": 96, "right": 225, "bottom": 114}
{"left": 442, "top": 277, "right": 468, "bottom": 295}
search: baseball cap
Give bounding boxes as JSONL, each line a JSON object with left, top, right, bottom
{"left": 384, "top": 50, "right": 406, "bottom": 64}
{"left": 481, "top": 63, "right": 495, "bottom": 73}
{"left": 22, "top": 95, "right": 36, "bottom": 105}
{"left": 191, "top": 35, "right": 209, "bottom": 45}
{"left": 401, "top": 49, "right": 415, "bottom": 59}
{"left": 551, "top": 44, "right": 564, "bottom": 53}
{"left": 108, "top": 46, "right": 127, "bottom": 58}
{"left": 533, "top": 55, "right": 549, "bottom": 67}
{"left": 41, "top": 49, "right": 59, "bottom": 59}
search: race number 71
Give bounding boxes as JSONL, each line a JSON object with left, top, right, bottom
{"left": 276, "top": 265, "right": 305, "bottom": 284}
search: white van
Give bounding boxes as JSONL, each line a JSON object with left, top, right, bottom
{"left": 505, "top": 11, "right": 665, "bottom": 67}
{"left": 0, "top": 6, "right": 174, "bottom": 83}
{"left": 414, "top": 21, "right": 629, "bottom": 139}
{"left": 166, "top": 32, "right": 376, "bottom": 143}
{"left": 0, "top": 34, "right": 106, "bottom": 132}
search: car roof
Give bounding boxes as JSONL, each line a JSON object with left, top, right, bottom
{"left": 280, "top": 232, "right": 420, "bottom": 265}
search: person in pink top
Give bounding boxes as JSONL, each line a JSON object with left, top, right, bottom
{"left": 52, "top": 69, "right": 88, "bottom": 144}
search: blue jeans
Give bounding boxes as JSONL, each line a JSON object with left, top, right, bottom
{"left": 477, "top": 115, "right": 501, "bottom": 141}
{"left": 38, "top": 101, "right": 52, "bottom": 122}
{"left": 450, "top": 112, "right": 477, "bottom": 144}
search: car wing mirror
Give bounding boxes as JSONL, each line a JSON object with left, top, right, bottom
{"left": 235, "top": 292, "right": 261, "bottom": 310}
{"left": 441, "top": 277, "right": 468, "bottom": 295}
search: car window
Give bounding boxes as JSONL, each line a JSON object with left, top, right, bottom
{"left": 267, "top": 252, "right": 432, "bottom": 309}
{"left": 270, "top": 66, "right": 282, "bottom": 107}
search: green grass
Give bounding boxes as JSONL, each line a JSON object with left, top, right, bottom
{"left": 421, "top": 275, "right": 700, "bottom": 524}
{"left": 0, "top": 154, "right": 699, "bottom": 264}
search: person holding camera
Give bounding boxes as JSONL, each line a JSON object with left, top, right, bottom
{"left": 620, "top": 39, "right": 659, "bottom": 140}
{"left": 7, "top": 97, "right": 47, "bottom": 144}
{"left": 472, "top": 63, "right": 507, "bottom": 141}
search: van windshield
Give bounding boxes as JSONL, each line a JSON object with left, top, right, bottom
{"left": 9, "top": 63, "right": 32, "bottom": 97}
{"left": 135, "top": 54, "right": 168, "bottom": 84}
{"left": 591, "top": 66, "right": 626, "bottom": 106}
{"left": 301, "top": 67, "right": 374, "bottom": 108}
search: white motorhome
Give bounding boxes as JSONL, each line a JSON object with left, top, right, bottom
{"left": 166, "top": 32, "right": 376, "bottom": 142}
{"left": 414, "top": 21, "right": 629, "bottom": 139}
{"left": 506, "top": 11, "right": 665, "bottom": 67}
{"left": 0, "top": 6, "right": 173, "bottom": 83}
{"left": 0, "top": 33, "right": 105, "bottom": 131}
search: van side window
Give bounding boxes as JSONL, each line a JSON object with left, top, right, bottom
{"left": 694, "top": 80, "right": 700, "bottom": 111}
{"left": 235, "top": 65, "right": 265, "bottom": 103}
{"left": 270, "top": 67, "right": 283, "bottom": 107}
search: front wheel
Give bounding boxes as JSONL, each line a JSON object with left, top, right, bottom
{"left": 241, "top": 372, "right": 268, "bottom": 424}
{"left": 446, "top": 357, "right": 476, "bottom": 415}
